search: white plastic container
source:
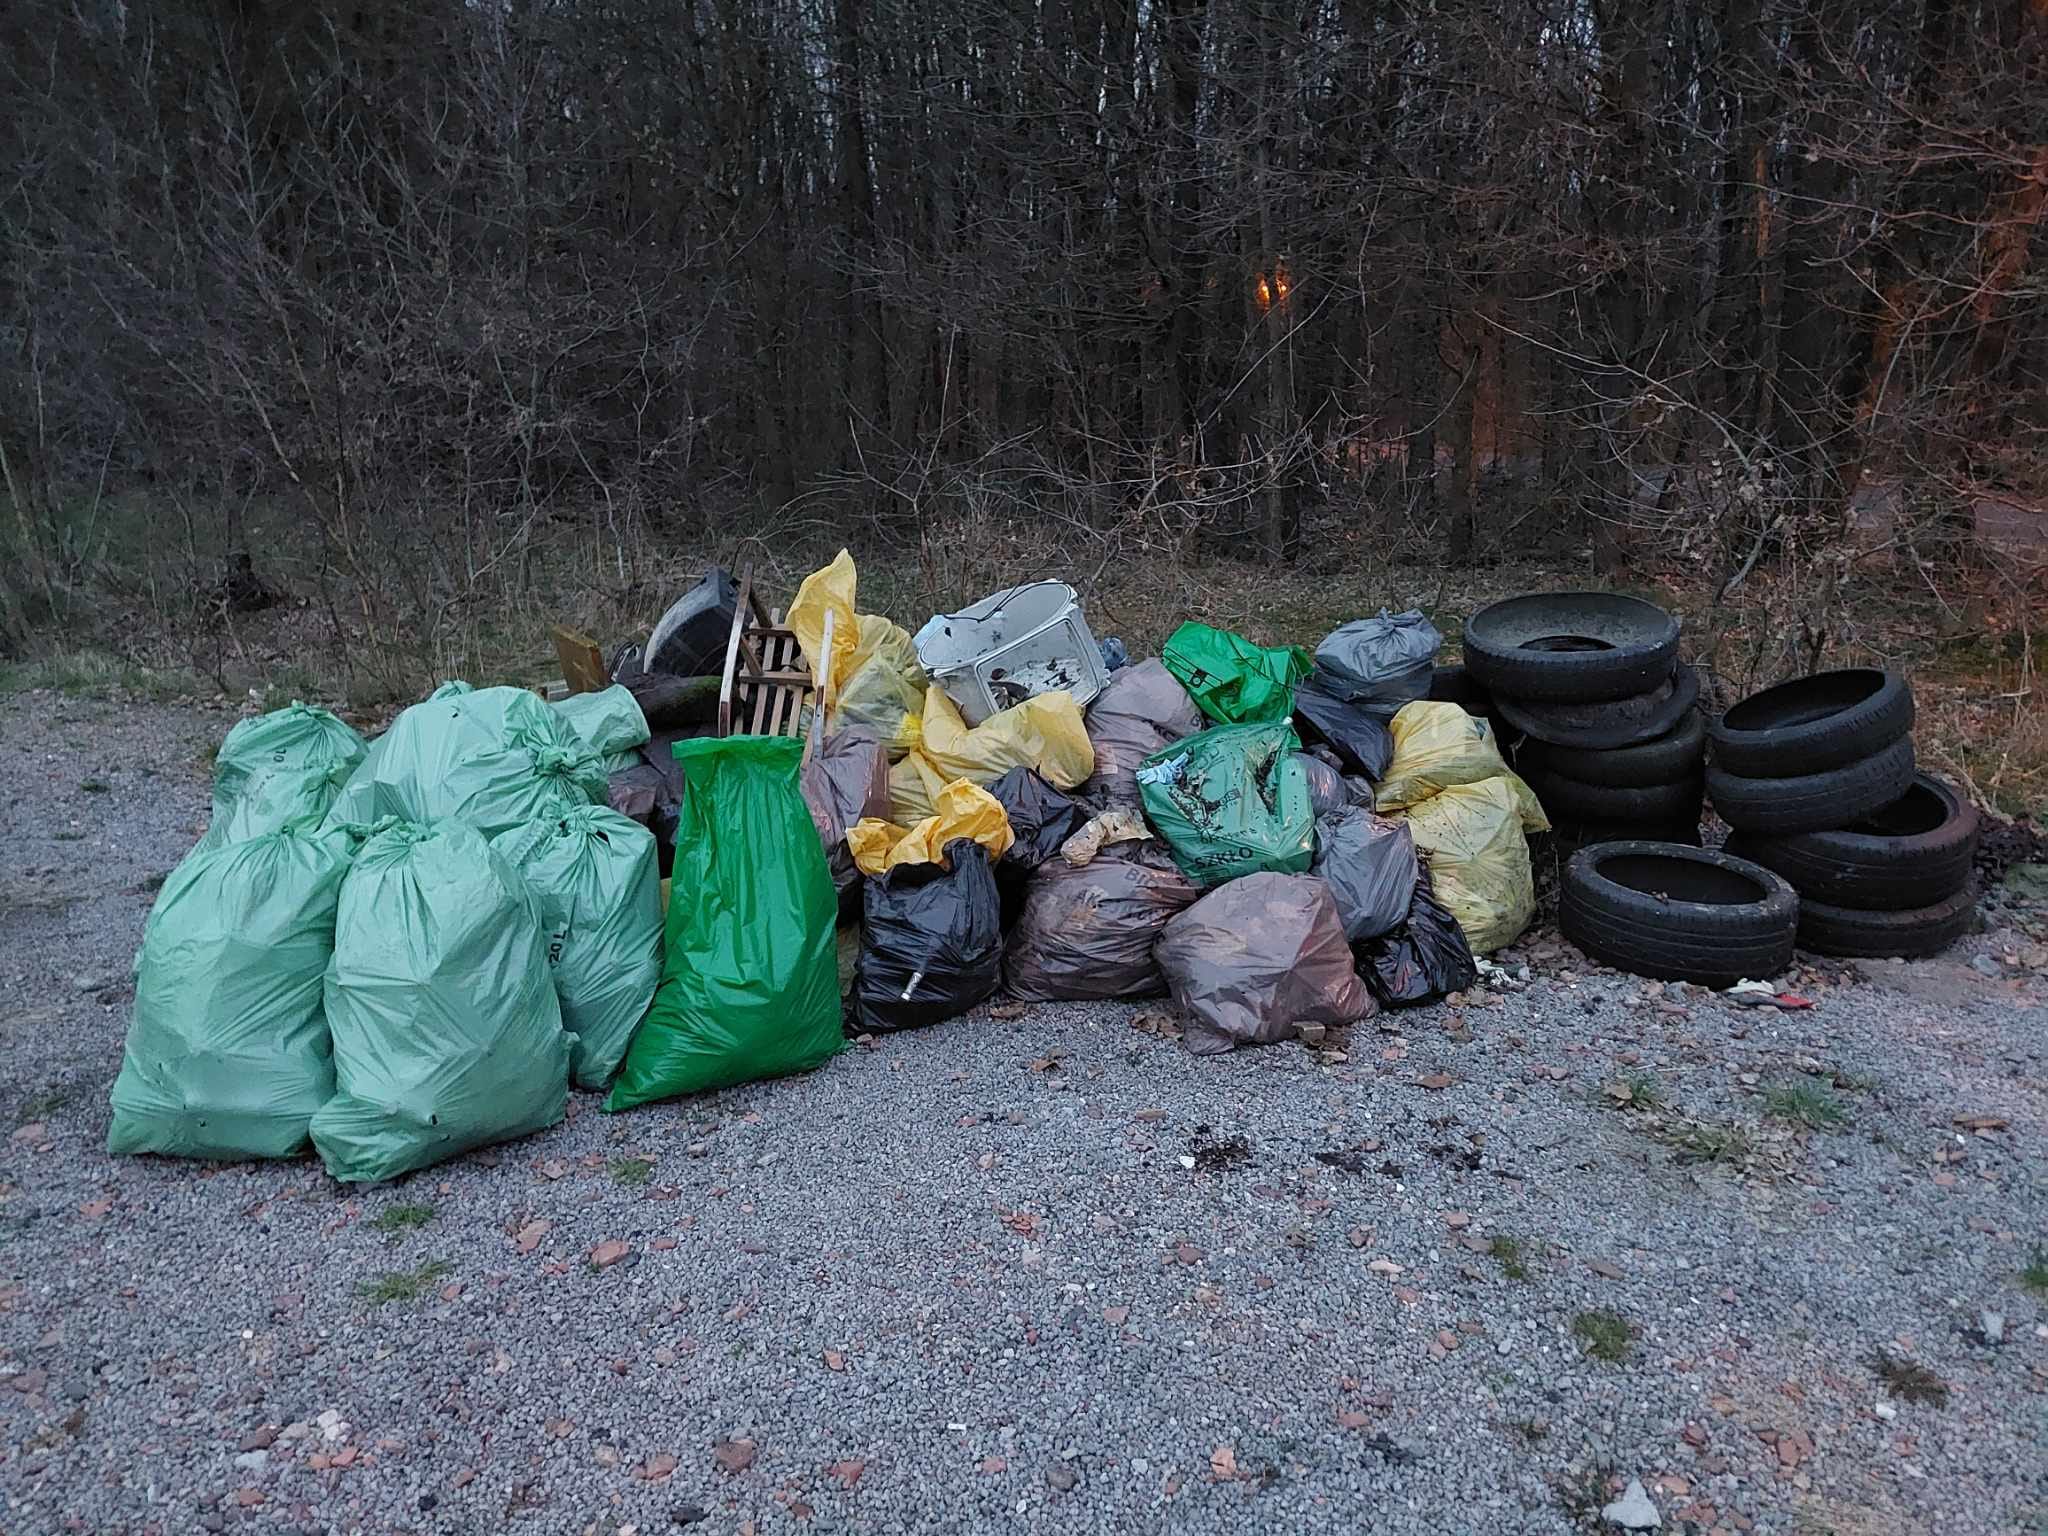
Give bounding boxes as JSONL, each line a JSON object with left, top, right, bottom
{"left": 913, "top": 581, "right": 1107, "bottom": 725}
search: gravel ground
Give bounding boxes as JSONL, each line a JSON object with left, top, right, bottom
{"left": 3, "top": 691, "right": 2046, "bottom": 1536}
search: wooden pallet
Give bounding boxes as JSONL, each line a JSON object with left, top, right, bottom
{"left": 717, "top": 563, "right": 836, "bottom": 758}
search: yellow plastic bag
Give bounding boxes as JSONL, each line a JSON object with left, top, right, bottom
{"left": 789, "top": 549, "right": 862, "bottom": 686}
{"left": 887, "top": 686, "right": 1094, "bottom": 821}
{"left": 836, "top": 614, "right": 926, "bottom": 758}
{"left": 789, "top": 553, "right": 927, "bottom": 758}
{"left": 1393, "top": 774, "right": 1549, "bottom": 953}
{"left": 1374, "top": 701, "right": 1512, "bottom": 812}
{"left": 848, "top": 779, "right": 1014, "bottom": 875}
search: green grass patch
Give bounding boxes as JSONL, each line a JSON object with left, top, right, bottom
{"left": 355, "top": 1259, "right": 453, "bottom": 1305}
{"left": 2020, "top": 1248, "right": 2048, "bottom": 1297}
{"left": 367, "top": 1202, "right": 436, "bottom": 1235}
{"left": 1489, "top": 1234, "right": 1533, "bottom": 1282}
{"left": 1571, "top": 1309, "right": 1634, "bottom": 1363}
{"left": 1666, "top": 1120, "right": 1755, "bottom": 1166}
{"left": 610, "top": 1157, "right": 654, "bottom": 1188}
{"left": 1604, "top": 1071, "right": 1664, "bottom": 1112}
{"left": 51, "top": 830, "right": 84, "bottom": 842}
{"left": 79, "top": 778, "right": 109, "bottom": 794}
{"left": 1762, "top": 1080, "right": 1850, "bottom": 1130}
{"left": 0, "top": 650, "right": 202, "bottom": 702}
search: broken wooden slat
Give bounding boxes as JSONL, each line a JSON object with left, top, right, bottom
{"left": 551, "top": 624, "right": 608, "bottom": 696}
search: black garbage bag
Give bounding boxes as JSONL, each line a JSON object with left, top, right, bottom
{"left": 987, "top": 767, "right": 1087, "bottom": 870}
{"left": 852, "top": 840, "right": 1002, "bottom": 1033}
{"left": 1292, "top": 679, "right": 1395, "bottom": 781}
{"left": 1313, "top": 610, "right": 1443, "bottom": 717}
{"left": 1355, "top": 865, "right": 1477, "bottom": 1007}
{"left": 1312, "top": 807, "right": 1420, "bottom": 942}
{"left": 986, "top": 767, "right": 1089, "bottom": 930}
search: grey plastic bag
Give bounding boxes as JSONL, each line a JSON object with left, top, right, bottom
{"left": 1295, "top": 752, "right": 1348, "bottom": 817}
{"left": 1156, "top": 873, "right": 1374, "bottom": 1055}
{"left": 1314, "top": 610, "right": 1443, "bottom": 718}
{"left": 1311, "top": 807, "right": 1420, "bottom": 941}
{"left": 1078, "top": 659, "right": 1204, "bottom": 806}
{"left": 1003, "top": 841, "right": 1199, "bottom": 1001}
{"left": 800, "top": 727, "right": 892, "bottom": 902}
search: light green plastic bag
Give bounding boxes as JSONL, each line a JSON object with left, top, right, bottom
{"left": 551, "top": 685, "right": 649, "bottom": 774}
{"left": 492, "top": 806, "right": 662, "bottom": 1090}
{"left": 199, "top": 761, "right": 356, "bottom": 852}
{"left": 324, "top": 683, "right": 605, "bottom": 838}
{"left": 108, "top": 826, "right": 354, "bottom": 1160}
{"left": 213, "top": 702, "right": 366, "bottom": 820}
{"left": 607, "top": 737, "right": 842, "bottom": 1110}
{"left": 1161, "top": 622, "right": 1312, "bottom": 725}
{"left": 311, "top": 819, "right": 570, "bottom": 1182}
{"left": 1137, "top": 722, "right": 1315, "bottom": 887}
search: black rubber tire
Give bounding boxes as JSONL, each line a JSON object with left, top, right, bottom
{"left": 1706, "top": 736, "right": 1916, "bottom": 835}
{"left": 1463, "top": 592, "right": 1681, "bottom": 704}
{"left": 1721, "top": 774, "right": 1978, "bottom": 911}
{"left": 1426, "top": 663, "right": 1494, "bottom": 715}
{"left": 1496, "top": 666, "right": 1700, "bottom": 751}
{"left": 1547, "top": 819, "right": 1704, "bottom": 852}
{"left": 1708, "top": 668, "right": 1913, "bottom": 778}
{"left": 1525, "top": 763, "right": 1703, "bottom": 825}
{"left": 1537, "top": 710, "right": 1706, "bottom": 788}
{"left": 1795, "top": 884, "right": 1977, "bottom": 959}
{"left": 1560, "top": 841, "right": 1797, "bottom": 987}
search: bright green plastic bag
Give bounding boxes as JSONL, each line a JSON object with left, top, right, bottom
{"left": 551, "top": 685, "right": 649, "bottom": 774}
{"left": 324, "top": 683, "right": 605, "bottom": 838}
{"left": 1137, "top": 722, "right": 1315, "bottom": 887}
{"left": 492, "top": 805, "right": 662, "bottom": 1090}
{"left": 1162, "top": 622, "right": 1313, "bottom": 725}
{"left": 607, "top": 737, "right": 842, "bottom": 1110}
{"left": 213, "top": 702, "right": 366, "bottom": 822}
{"left": 311, "top": 819, "right": 570, "bottom": 1181}
{"left": 108, "top": 826, "right": 354, "bottom": 1160}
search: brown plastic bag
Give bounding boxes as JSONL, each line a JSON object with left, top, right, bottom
{"left": 1003, "top": 841, "right": 1199, "bottom": 1001}
{"left": 1078, "top": 659, "right": 1204, "bottom": 806}
{"left": 1156, "top": 873, "right": 1373, "bottom": 1055}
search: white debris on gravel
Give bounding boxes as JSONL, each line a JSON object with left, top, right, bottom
{"left": 0, "top": 693, "right": 2044, "bottom": 1535}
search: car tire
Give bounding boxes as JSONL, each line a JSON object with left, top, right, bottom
{"left": 1708, "top": 669, "right": 1913, "bottom": 778}
{"left": 1524, "top": 764, "right": 1704, "bottom": 826}
{"left": 1795, "top": 884, "right": 1977, "bottom": 959}
{"left": 1494, "top": 664, "right": 1699, "bottom": 750}
{"left": 1706, "top": 736, "right": 1916, "bottom": 835}
{"left": 1560, "top": 841, "right": 1797, "bottom": 987}
{"left": 1463, "top": 593, "right": 1681, "bottom": 704}
{"left": 1533, "top": 709, "right": 1705, "bottom": 788}
{"left": 1721, "top": 774, "right": 1978, "bottom": 910}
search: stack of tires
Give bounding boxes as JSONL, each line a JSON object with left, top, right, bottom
{"left": 1709, "top": 669, "right": 1980, "bottom": 958}
{"left": 1458, "top": 593, "right": 1705, "bottom": 847}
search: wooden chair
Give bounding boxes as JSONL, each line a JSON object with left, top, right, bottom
{"left": 716, "top": 563, "right": 836, "bottom": 760}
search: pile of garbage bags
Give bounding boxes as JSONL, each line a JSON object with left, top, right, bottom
{"left": 110, "top": 686, "right": 677, "bottom": 1179}
{"left": 110, "top": 558, "right": 1571, "bottom": 1181}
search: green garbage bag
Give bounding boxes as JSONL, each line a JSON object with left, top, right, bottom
{"left": 324, "top": 684, "right": 605, "bottom": 838}
{"left": 1137, "top": 722, "right": 1315, "bottom": 887}
{"left": 1162, "top": 622, "right": 1313, "bottom": 725}
{"left": 213, "top": 702, "right": 366, "bottom": 819}
{"left": 492, "top": 805, "right": 662, "bottom": 1090}
{"left": 311, "top": 819, "right": 570, "bottom": 1182}
{"left": 108, "top": 826, "right": 354, "bottom": 1160}
{"left": 607, "top": 737, "right": 842, "bottom": 1110}
{"left": 199, "top": 761, "right": 356, "bottom": 853}
{"left": 550, "top": 685, "right": 649, "bottom": 774}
